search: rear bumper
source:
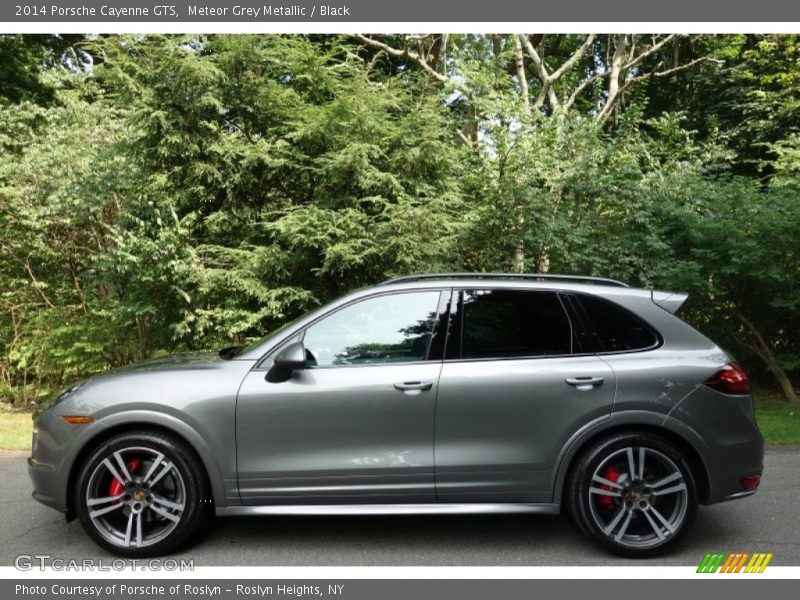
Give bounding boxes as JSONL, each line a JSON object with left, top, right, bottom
{"left": 704, "top": 434, "right": 764, "bottom": 504}
{"left": 667, "top": 385, "right": 764, "bottom": 504}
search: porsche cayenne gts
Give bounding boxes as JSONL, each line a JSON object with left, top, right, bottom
{"left": 28, "top": 273, "right": 764, "bottom": 557}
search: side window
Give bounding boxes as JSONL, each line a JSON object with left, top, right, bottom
{"left": 460, "top": 290, "right": 572, "bottom": 359}
{"left": 303, "top": 291, "right": 441, "bottom": 367}
{"left": 576, "top": 294, "right": 659, "bottom": 352}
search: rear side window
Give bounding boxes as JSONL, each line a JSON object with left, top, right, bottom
{"left": 459, "top": 290, "right": 571, "bottom": 359}
{"left": 575, "top": 294, "right": 659, "bottom": 353}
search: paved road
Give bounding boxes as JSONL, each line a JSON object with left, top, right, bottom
{"left": 1, "top": 448, "right": 798, "bottom": 566}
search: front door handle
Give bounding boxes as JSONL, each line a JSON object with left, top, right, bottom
{"left": 393, "top": 381, "right": 434, "bottom": 393}
{"left": 565, "top": 376, "right": 604, "bottom": 391}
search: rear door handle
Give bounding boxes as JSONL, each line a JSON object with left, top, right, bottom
{"left": 565, "top": 376, "right": 604, "bottom": 391}
{"left": 393, "top": 381, "right": 434, "bottom": 393}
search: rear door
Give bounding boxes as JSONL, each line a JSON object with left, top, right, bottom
{"left": 434, "top": 288, "right": 616, "bottom": 503}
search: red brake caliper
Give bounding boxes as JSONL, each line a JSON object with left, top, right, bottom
{"left": 109, "top": 458, "right": 141, "bottom": 496}
{"left": 598, "top": 466, "right": 619, "bottom": 506}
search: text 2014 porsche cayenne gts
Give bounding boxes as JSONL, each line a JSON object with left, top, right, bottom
{"left": 28, "top": 273, "right": 764, "bottom": 557}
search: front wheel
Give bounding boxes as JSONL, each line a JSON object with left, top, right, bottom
{"left": 567, "top": 431, "right": 698, "bottom": 557}
{"left": 75, "top": 430, "right": 210, "bottom": 557}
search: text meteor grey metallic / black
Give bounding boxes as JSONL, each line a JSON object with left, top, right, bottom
{"left": 28, "top": 273, "right": 764, "bottom": 558}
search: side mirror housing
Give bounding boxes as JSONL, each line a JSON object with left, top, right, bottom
{"left": 266, "top": 341, "right": 307, "bottom": 383}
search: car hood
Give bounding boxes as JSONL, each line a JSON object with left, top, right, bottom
{"left": 109, "top": 351, "right": 226, "bottom": 373}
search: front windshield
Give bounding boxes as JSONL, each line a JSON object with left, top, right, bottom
{"left": 233, "top": 311, "right": 310, "bottom": 357}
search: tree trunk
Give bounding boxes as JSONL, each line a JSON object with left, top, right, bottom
{"left": 513, "top": 35, "right": 530, "bottom": 113}
{"left": 537, "top": 251, "right": 550, "bottom": 273}
{"left": 772, "top": 367, "right": 800, "bottom": 404}
{"left": 736, "top": 311, "right": 800, "bottom": 403}
{"left": 598, "top": 34, "right": 628, "bottom": 121}
{"left": 513, "top": 238, "right": 525, "bottom": 273}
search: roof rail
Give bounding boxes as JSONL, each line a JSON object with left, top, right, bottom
{"left": 380, "top": 272, "right": 629, "bottom": 288}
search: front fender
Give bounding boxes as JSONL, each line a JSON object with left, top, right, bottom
{"left": 88, "top": 410, "right": 234, "bottom": 508}
{"left": 45, "top": 409, "right": 237, "bottom": 515}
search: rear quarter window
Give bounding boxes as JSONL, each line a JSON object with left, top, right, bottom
{"left": 575, "top": 294, "right": 660, "bottom": 353}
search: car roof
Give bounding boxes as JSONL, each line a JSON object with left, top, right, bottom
{"left": 373, "top": 273, "right": 653, "bottom": 299}
{"left": 380, "top": 272, "right": 630, "bottom": 288}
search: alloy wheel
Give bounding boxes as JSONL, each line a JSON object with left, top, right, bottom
{"left": 587, "top": 446, "right": 689, "bottom": 549}
{"left": 85, "top": 446, "right": 186, "bottom": 549}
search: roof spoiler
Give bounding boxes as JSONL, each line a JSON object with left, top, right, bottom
{"left": 651, "top": 290, "right": 689, "bottom": 314}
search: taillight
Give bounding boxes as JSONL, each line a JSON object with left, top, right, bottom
{"left": 704, "top": 363, "right": 750, "bottom": 395}
{"left": 739, "top": 475, "right": 761, "bottom": 491}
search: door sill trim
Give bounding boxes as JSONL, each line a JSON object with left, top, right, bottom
{"left": 216, "top": 502, "right": 560, "bottom": 517}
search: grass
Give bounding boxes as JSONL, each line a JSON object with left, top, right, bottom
{"left": 0, "top": 407, "right": 32, "bottom": 452}
{"left": 0, "top": 389, "right": 798, "bottom": 451}
{"left": 753, "top": 391, "right": 800, "bottom": 446}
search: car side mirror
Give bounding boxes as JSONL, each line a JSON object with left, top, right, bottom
{"left": 266, "top": 341, "right": 307, "bottom": 383}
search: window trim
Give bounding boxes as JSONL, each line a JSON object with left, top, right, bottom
{"left": 425, "top": 289, "right": 454, "bottom": 362}
{"left": 560, "top": 293, "right": 596, "bottom": 355}
{"left": 254, "top": 288, "right": 450, "bottom": 370}
{"left": 443, "top": 289, "right": 460, "bottom": 361}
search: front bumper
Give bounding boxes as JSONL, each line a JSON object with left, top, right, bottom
{"left": 27, "top": 406, "right": 109, "bottom": 514}
{"left": 28, "top": 455, "right": 60, "bottom": 510}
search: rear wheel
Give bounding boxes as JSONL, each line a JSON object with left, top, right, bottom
{"left": 567, "top": 431, "right": 697, "bottom": 557}
{"left": 75, "top": 430, "right": 210, "bottom": 557}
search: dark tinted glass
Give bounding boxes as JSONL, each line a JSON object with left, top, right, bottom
{"left": 303, "top": 291, "right": 440, "bottom": 366}
{"left": 577, "top": 294, "right": 659, "bottom": 352}
{"left": 460, "top": 290, "right": 571, "bottom": 359}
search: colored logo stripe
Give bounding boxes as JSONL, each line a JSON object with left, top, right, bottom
{"left": 697, "top": 553, "right": 726, "bottom": 573}
{"left": 720, "top": 553, "right": 748, "bottom": 573}
{"left": 745, "top": 553, "right": 773, "bottom": 573}
{"left": 697, "top": 552, "right": 773, "bottom": 573}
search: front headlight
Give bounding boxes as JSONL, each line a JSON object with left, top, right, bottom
{"left": 52, "top": 382, "right": 84, "bottom": 406}
{"left": 34, "top": 380, "right": 89, "bottom": 421}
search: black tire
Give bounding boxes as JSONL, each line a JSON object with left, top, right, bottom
{"left": 566, "top": 431, "right": 698, "bottom": 558}
{"left": 74, "top": 430, "right": 211, "bottom": 557}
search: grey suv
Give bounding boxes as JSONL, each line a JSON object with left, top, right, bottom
{"left": 28, "top": 273, "right": 764, "bottom": 558}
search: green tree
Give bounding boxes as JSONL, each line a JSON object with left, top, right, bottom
{"left": 646, "top": 34, "right": 800, "bottom": 180}
{"left": 1, "top": 33, "right": 798, "bottom": 407}
{"left": 663, "top": 178, "right": 800, "bottom": 402}
{"left": 0, "top": 80, "right": 140, "bottom": 403}
{"left": 93, "top": 34, "right": 464, "bottom": 347}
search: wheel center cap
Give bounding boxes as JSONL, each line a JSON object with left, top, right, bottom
{"left": 629, "top": 489, "right": 641, "bottom": 501}
{"left": 132, "top": 490, "right": 145, "bottom": 501}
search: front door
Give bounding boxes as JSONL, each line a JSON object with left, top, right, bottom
{"left": 236, "top": 289, "right": 447, "bottom": 505}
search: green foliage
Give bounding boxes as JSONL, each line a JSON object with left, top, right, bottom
{"left": 1, "top": 33, "right": 799, "bottom": 406}
{"left": 0, "top": 35, "right": 465, "bottom": 404}
{"left": 659, "top": 178, "right": 800, "bottom": 398}
{"left": 0, "top": 35, "right": 69, "bottom": 106}
{"left": 0, "top": 80, "right": 137, "bottom": 404}
{"left": 651, "top": 34, "right": 800, "bottom": 180}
